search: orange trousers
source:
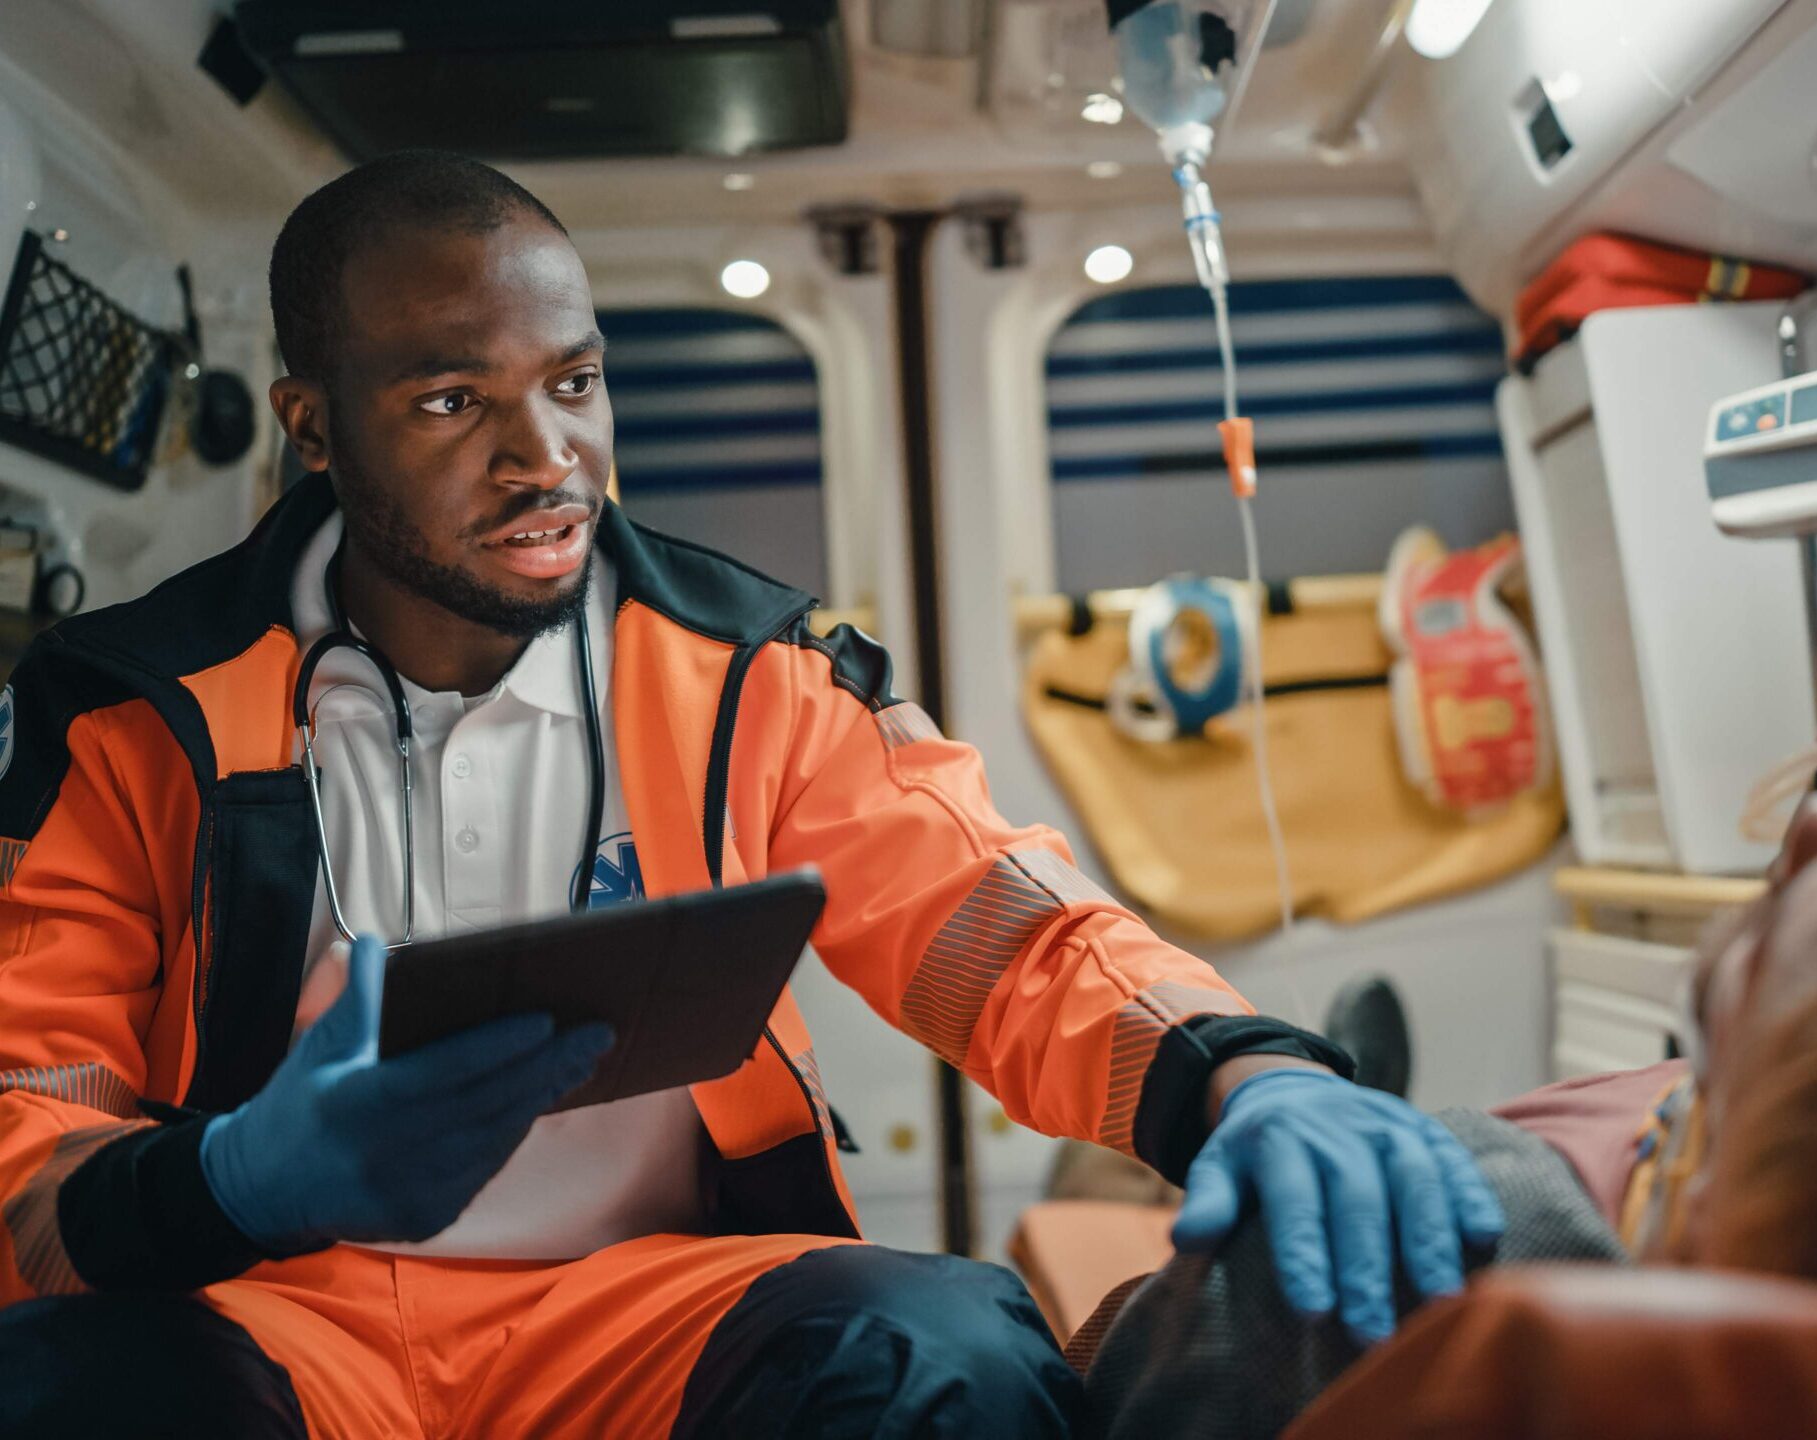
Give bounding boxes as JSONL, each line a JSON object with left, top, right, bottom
{"left": 201, "top": 1232, "right": 854, "bottom": 1439}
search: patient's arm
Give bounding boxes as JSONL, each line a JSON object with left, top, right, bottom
{"left": 1081, "top": 1108, "right": 1625, "bottom": 1440}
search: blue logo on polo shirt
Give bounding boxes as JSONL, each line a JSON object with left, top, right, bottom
{"left": 576, "top": 832, "right": 644, "bottom": 908}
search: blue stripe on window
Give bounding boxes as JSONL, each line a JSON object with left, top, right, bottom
{"left": 604, "top": 359, "right": 820, "bottom": 392}
{"left": 1049, "top": 379, "right": 1501, "bottom": 429}
{"left": 1065, "top": 276, "right": 1479, "bottom": 324}
{"left": 616, "top": 460, "right": 825, "bottom": 492}
{"left": 614, "top": 409, "right": 822, "bottom": 443}
{"left": 1046, "top": 327, "right": 1504, "bottom": 378}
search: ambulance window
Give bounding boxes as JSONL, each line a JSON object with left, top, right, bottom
{"left": 600, "top": 307, "right": 827, "bottom": 596}
{"left": 1045, "top": 275, "right": 1511, "bottom": 593}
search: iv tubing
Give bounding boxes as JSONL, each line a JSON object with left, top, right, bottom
{"left": 1179, "top": 158, "right": 1296, "bottom": 934}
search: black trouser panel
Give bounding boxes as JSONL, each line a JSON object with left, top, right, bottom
{"left": 673, "top": 1244, "right": 1081, "bottom": 1439}
{"left": 0, "top": 1292, "right": 306, "bottom": 1439}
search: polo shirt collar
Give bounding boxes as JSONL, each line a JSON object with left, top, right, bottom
{"left": 294, "top": 510, "right": 599, "bottom": 720}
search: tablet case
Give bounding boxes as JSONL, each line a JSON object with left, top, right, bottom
{"left": 378, "top": 869, "right": 825, "bottom": 1112}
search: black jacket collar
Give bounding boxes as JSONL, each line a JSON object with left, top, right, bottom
{"left": 52, "top": 472, "right": 816, "bottom": 682}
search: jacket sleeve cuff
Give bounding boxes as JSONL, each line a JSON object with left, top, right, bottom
{"left": 57, "top": 1116, "right": 323, "bottom": 1291}
{"left": 1130, "top": 1014, "right": 1357, "bottom": 1187}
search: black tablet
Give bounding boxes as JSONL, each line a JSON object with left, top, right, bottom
{"left": 377, "top": 869, "right": 825, "bottom": 1112}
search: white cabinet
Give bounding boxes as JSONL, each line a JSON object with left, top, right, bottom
{"left": 1499, "top": 304, "right": 1815, "bottom": 873}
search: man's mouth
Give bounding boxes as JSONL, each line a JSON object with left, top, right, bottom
{"left": 479, "top": 502, "right": 595, "bottom": 548}
{"left": 479, "top": 504, "right": 596, "bottom": 579}
{"left": 499, "top": 524, "right": 577, "bottom": 549}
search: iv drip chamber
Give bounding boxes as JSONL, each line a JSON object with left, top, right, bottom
{"left": 1113, "top": 0, "right": 1236, "bottom": 131}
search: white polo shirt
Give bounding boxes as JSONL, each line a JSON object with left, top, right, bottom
{"left": 290, "top": 512, "right": 708, "bottom": 1258}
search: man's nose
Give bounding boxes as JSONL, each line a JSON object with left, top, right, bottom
{"left": 490, "top": 396, "right": 578, "bottom": 489}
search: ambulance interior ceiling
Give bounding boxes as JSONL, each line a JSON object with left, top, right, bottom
{"left": 0, "top": 0, "right": 1408, "bottom": 227}
{"left": 4, "top": 1, "right": 1817, "bottom": 303}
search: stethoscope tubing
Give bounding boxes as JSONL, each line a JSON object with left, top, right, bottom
{"left": 295, "top": 543, "right": 605, "bottom": 949}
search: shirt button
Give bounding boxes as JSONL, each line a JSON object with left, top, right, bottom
{"left": 450, "top": 753, "right": 473, "bottom": 779}
{"left": 455, "top": 827, "right": 479, "bottom": 854}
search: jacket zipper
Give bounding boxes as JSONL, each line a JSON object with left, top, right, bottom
{"left": 698, "top": 601, "right": 855, "bottom": 1230}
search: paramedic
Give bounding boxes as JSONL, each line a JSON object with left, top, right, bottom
{"left": 0, "top": 151, "right": 1501, "bottom": 1437}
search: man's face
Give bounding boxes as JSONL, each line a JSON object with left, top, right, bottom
{"left": 322, "top": 213, "right": 612, "bottom": 637}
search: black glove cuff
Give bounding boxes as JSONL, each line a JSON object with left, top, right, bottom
{"left": 1131, "top": 1014, "right": 1356, "bottom": 1187}
{"left": 58, "top": 1116, "right": 326, "bottom": 1292}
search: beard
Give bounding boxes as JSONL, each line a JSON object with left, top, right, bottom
{"left": 330, "top": 432, "right": 592, "bottom": 641}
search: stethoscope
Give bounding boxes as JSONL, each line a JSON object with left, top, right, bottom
{"left": 292, "top": 541, "right": 607, "bottom": 949}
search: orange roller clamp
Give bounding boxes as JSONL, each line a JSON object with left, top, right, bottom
{"left": 1218, "top": 417, "right": 1257, "bottom": 499}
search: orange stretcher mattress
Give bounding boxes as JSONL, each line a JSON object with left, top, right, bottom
{"left": 1021, "top": 603, "right": 1564, "bottom": 942}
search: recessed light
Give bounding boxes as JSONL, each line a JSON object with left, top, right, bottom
{"left": 723, "top": 173, "right": 757, "bottom": 192}
{"left": 720, "top": 259, "right": 771, "bottom": 299}
{"left": 1082, "top": 92, "right": 1125, "bottom": 126}
{"left": 1405, "top": 0, "right": 1495, "bottom": 59}
{"left": 1087, "top": 161, "right": 1124, "bottom": 180}
{"left": 1084, "top": 245, "right": 1133, "bottom": 285}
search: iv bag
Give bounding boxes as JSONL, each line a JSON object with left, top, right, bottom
{"left": 1113, "top": 0, "right": 1237, "bottom": 131}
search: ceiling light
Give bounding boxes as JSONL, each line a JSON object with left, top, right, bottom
{"left": 1084, "top": 245, "right": 1133, "bottom": 285}
{"left": 1405, "top": 0, "right": 1496, "bottom": 59}
{"left": 1087, "top": 160, "right": 1124, "bottom": 180}
{"left": 723, "top": 173, "right": 757, "bottom": 192}
{"left": 720, "top": 259, "right": 771, "bottom": 299}
{"left": 1082, "top": 92, "right": 1125, "bottom": 125}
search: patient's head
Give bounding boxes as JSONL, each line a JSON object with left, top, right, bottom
{"left": 1697, "top": 988, "right": 1817, "bottom": 1277}
{"left": 1679, "top": 795, "right": 1817, "bottom": 1277}
{"left": 1694, "top": 796, "right": 1817, "bottom": 1122}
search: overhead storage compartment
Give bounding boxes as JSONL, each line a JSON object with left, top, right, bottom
{"left": 1396, "top": 0, "right": 1799, "bottom": 313}
{"left": 231, "top": 0, "right": 849, "bottom": 162}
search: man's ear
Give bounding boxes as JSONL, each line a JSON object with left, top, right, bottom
{"left": 269, "top": 376, "right": 332, "bottom": 472}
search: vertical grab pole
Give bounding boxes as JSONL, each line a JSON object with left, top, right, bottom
{"left": 887, "top": 210, "right": 976, "bottom": 1259}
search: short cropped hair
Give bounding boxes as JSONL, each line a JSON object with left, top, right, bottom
{"left": 269, "top": 149, "right": 567, "bottom": 387}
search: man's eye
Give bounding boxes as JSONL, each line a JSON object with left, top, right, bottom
{"left": 418, "top": 393, "right": 474, "bottom": 416}
{"left": 557, "top": 373, "right": 598, "bottom": 397}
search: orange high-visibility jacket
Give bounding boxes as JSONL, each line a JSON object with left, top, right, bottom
{"left": 0, "top": 475, "right": 1334, "bottom": 1301}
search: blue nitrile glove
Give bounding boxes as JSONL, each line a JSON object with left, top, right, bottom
{"left": 199, "top": 934, "right": 614, "bottom": 1252}
{"left": 1173, "top": 1068, "right": 1505, "bottom": 1346}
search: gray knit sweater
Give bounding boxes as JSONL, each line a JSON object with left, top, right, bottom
{"left": 1082, "top": 1107, "right": 1629, "bottom": 1440}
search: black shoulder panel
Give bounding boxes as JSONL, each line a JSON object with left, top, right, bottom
{"left": 785, "top": 619, "right": 901, "bottom": 711}
{"left": 599, "top": 502, "right": 815, "bottom": 646}
{"left": 0, "top": 477, "right": 339, "bottom": 843}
